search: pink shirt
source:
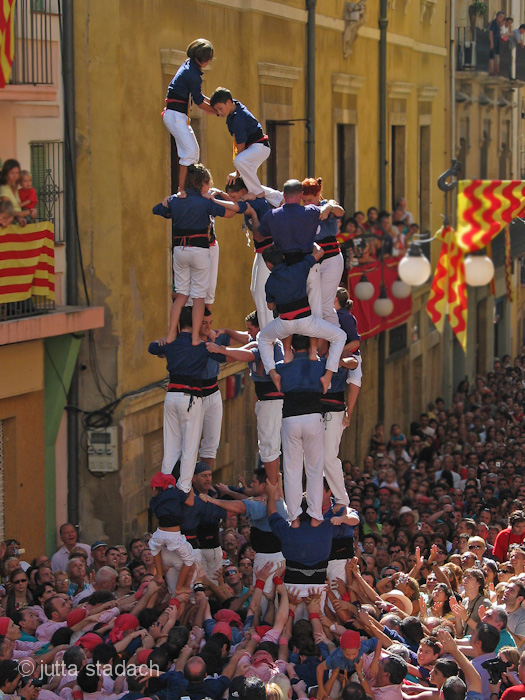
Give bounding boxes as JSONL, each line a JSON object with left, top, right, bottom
{"left": 36, "top": 620, "right": 67, "bottom": 643}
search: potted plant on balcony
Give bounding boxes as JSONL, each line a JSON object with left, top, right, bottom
{"left": 469, "top": 0, "right": 487, "bottom": 31}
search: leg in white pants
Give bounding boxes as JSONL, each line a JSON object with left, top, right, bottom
{"left": 255, "top": 399, "right": 283, "bottom": 462}
{"left": 234, "top": 144, "right": 270, "bottom": 196}
{"left": 194, "top": 546, "right": 223, "bottom": 578}
{"left": 162, "top": 110, "right": 199, "bottom": 165}
{"left": 319, "top": 254, "right": 344, "bottom": 325}
{"left": 161, "top": 392, "right": 204, "bottom": 493}
{"left": 282, "top": 413, "right": 324, "bottom": 521}
{"left": 307, "top": 263, "right": 322, "bottom": 318}
{"left": 258, "top": 317, "right": 346, "bottom": 373}
{"left": 323, "top": 411, "right": 349, "bottom": 506}
{"left": 206, "top": 242, "right": 219, "bottom": 305}
{"left": 162, "top": 548, "right": 185, "bottom": 595}
{"left": 251, "top": 254, "right": 273, "bottom": 329}
{"left": 261, "top": 185, "right": 283, "bottom": 208}
{"left": 199, "top": 391, "right": 223, "bottom": 459}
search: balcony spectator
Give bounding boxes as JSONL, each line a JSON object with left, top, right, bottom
{"left": 395, "top": 197, "right": 414, "bottom": 225}
{"left": 0, "top": 201, "right": 14, "bottom": 228}
{"left": 363, "top": 206, "right": 379, "bottom": 231}
{"left": 0, "top": 160, "right": 34, "bottom": 224}
{"left": 18, "top": 171, "right": 38, "bottom": 215}
{"left": 489, "top": 11, "right": 506, "bottom": 75}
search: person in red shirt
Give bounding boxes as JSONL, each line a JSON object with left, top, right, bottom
{"left": 493, "top": 510, "right": 525, "bottom": 562}
{"left": 501, "top": 649, "right": 525, "bottom": 700}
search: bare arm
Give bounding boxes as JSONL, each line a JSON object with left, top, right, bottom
{"left": 437, "top": 630, "right": 482, "bottom": 693}
{"left": 199, "top": 493, "right": 247, "bottom": 514}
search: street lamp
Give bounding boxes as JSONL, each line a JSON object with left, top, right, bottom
{"left": 354, "top": 274, "right": 375, "bottom": 301}
{"left": 373, "top": 284, "right": 394, "bottom": 317}
{"left": 398, "top": 242, "right": 432, "bottom": 286}
{"left": 464, "top": 253, "right": 495, "bottom": 286}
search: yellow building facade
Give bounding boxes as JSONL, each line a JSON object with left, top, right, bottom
{"left": 71, "top": 0, "right": 449, "bottom": 541}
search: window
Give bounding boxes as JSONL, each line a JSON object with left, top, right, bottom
{"left": 266, "top": 121, "right": 290, "bottom": 190}
{"left": 389, "top": 323, "right": 407, "bottom": 355}
{"left": 10, "top": 0, "right": 53, "bottom": 85}
{"left": 30, "top": 141, "right": 64, "bottom": 244}
{"left": 337, "top": 124, "right": 356, "bottom": 214}
{"left": 391, "top": 125, "right": 406, "bottom": 210}
{"left": 419, "top": 125, "right": 431, "bottom": 232}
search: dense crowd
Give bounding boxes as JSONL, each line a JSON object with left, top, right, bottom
{"left": 0, "top": 355, "right": 524, "bottom": 700}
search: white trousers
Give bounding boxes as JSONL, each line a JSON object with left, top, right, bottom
{"left": 194, "top": 546, "right": 223, "bottom": 578}
{"left": 162, "top": 110, "right": 199, "bottom": 166}
{"left": 162, "top": 548, "right": 193, "bottom": 595}
{"left": 184, "top": 241, "right": 219, "bottom": 306}
{"left": 261, "top": 185, "right": 283, "bottom": 208}
{"left": 320, "top": 253, "right": 344, "bottom": 325}
{"left": 323, "top": 411, "right": 349, "bottom": 506}
{"left": 173, "top": 246, "right": 210, "bottom": 298}
{"left": 307, "top": 263, "right": 323, "bottom": 318}
{"left": 149, "top": 529, "right": 195, "bottom": 564}
{"left": 161, "top": 392, "right": 203, "bottom": 493}
{"left": 255, "top": 399, "right": 283, "bottom": 463}
{"left": 254, "top": 551, "right": 286, "bottom": 594}
{"left": 199, "top": 390, "right": 223, "bottom": 459}
{"left": 258, "top": 317, "right": 346, "bottom": 373}
{"left": 234, "top": 143, "right": 270, "bottom": 197}
{"left": 251, "top": 253, "right": 273, "bottom": 329}
{"left": 281, "top": 413, "right": 324, "bottom": 521}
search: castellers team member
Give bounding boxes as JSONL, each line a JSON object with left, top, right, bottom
{"left": 334, "top": 287, "right": 362, "bottom": 423}
{"left": 302, "top": 177, "right": 345, "bottom": 326}
{"left": 163, "top": 39, "right": 217, "bottom": 195}
{"left": 148, "top": 472, "right": 196, "bottom": 594}
{"left": 199, "top": 465, "right": 288, "bottom": 593}
{"left": 148, "top": 306, "right": 225, "bottom": 491}
{"left": 198, "top": 309, "right": 229, "bottom": 471}
{"left": 152, "top": 163, "right": 248, "bottom": 347}
{"left": 206, "top": 312, "right": 284, "bottom": 486}
{"left": 257, "top": 245, "right": 346, "bottom": 393}
{"left": 225, "top": 178, "right": 279, "bottom": 329}
{"left": 321, "top": 355, "right": 359, "bottom": 508}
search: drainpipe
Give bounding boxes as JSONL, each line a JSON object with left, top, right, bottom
{"left": 378, "top": 0, "right": 388, "bottom": 212}
{"left": 377, "top": 0, "right": 388, "bottom": 422}
{"left": 306, "top": 0, "right": 316, "bottom": 175}
{"left": 62, "top": 0, "right": 80, "bottom": 527}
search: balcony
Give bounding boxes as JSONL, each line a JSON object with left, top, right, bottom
{"left": 457, "top": 27, "right": 525, "bottom": 81}
{"left": 10, "top": 0, "right": 54, "bottom": 86}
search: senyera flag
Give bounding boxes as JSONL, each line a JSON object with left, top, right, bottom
{"left": 0, "top": 0, "right": 16, "bottom": 88}
{"left": 0, "top": 222, "right": 55, "bottom": 303}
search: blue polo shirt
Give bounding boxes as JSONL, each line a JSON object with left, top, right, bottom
{"left": 249, "top": 343, "right": 284, "bottom": 383}
{"left": 244, "top": 498, "right": 288, "bottom": 532}
{"left": 153, "top": 189, "right": 236, "bottom": 231}
{"left": 277, "top": 353, "right": 325, "bottom": 394}
{"left": 226, "top": 100, "right": 266, "bottom": 147}
{"left": 202, "top": 332, "right": 229, "bottom": 380}
{"left": 148, "top": 333, "right": 224, "bottom": 378}
{"left": 269, "top": 512, "right": 343, "bottom": 566}
{"left": 166, "top": 59, "right": 205, "bottom": 107}
{"left": 150, "top": 487, "right": 188, "bottom": 523}
{"left": 258, "top": 203, "right": 321, "bottom": 253}
{"left": 337, "top": 307, "right": 361, "bottom": 355}
{"left": 316, "top": 200, "right": 339, "bottom": 241}
{"left": 265, "top": 255, "right": 316, "bottom": 308}
{"left": 245, "top": 196, "right": 272, "bottom": 231}
{"left": 157, "top": 669, "right": 230, "bottom": 700}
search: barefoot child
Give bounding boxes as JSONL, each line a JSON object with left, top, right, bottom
{"left": 149, "top": 472, "right": 196, "bottom": 594}
{"left": 152, "top": 163, "right": 248, "bottom": 345}
{"left": 163, "top": 39, "right": 217, "bottom": 195}
{"left": 210, "top": 87, "right": 270, "bottom": 199}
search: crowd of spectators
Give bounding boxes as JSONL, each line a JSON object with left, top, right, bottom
{"left": 335, "top": 199, "right": 419, "bottom": 268}
{"left": 2, "top": 353, "right": 525, "bottom": 700}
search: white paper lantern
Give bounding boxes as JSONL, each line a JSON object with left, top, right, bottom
{"left": 373, "top": 286, "right": 394, "bottom": 317}
{"left": 398, "top": 244, "right": 432, "bottom": 286}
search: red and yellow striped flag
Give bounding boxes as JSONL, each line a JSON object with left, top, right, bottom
{"left": 457, "top": 180, "right": 525, "bottom": 252}
{"left": 426, "top": 226, "right": 468, "bottom": 350}
{"left": 0, "top": 222, "right": 55, "bottom": 302}
{"left": 0, "top": 0, "right": 16, "bottom": 88}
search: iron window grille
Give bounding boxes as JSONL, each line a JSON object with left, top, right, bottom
{"left": 30, "top": 140, "right": 64, "bottom": 244}
{"left": 10, "top": 0, "right": 54, "bottom": 86}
